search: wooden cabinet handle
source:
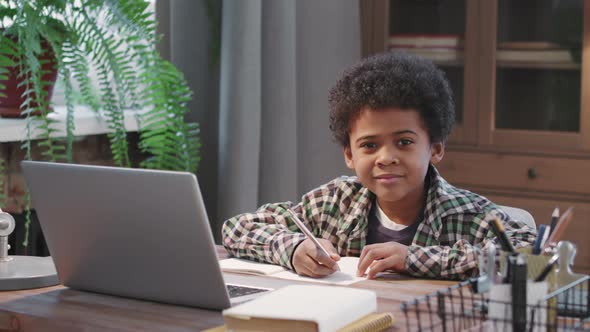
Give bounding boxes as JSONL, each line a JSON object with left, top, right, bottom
{"left": 527, "top": 168, "right": 537, "bottom": 179}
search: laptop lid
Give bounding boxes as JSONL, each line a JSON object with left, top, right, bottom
{"left": 22, "top": 161, "right": 238, "bottom": 310}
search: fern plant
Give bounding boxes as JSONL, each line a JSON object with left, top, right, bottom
{"left": 0, "top": 0, "right": 200, "bottom": 242}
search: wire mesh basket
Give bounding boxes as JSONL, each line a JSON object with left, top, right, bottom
{"left": 400, "top": 275, "right": 589, "bottom": 331}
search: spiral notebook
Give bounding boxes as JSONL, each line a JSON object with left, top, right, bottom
{"left": 203, "top": 312, "right": 394, "bottom": 332}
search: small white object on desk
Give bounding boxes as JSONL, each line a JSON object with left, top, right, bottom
{"left": 0, "top": 209, "right": 59, "bottom": 290}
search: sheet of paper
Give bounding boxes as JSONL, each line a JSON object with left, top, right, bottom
{"left": 272, "top": 256, "right": 366, "bottom": 285}
{"left": 219, "top": 258, "right": 287, "bottom": 276}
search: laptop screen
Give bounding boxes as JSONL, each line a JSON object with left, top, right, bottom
{"left": 22, "top": 161, "right": 239, "bottom": 309}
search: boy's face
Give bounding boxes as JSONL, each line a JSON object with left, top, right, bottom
{"left": 344, "top": 107, "right": 444, "bottom": 207}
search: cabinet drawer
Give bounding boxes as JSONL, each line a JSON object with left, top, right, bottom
{"left": 484, "top": 194, "right": 590, "bottom": 274}
{"left": 438, "top": 151, "right": 590, "bottom": 196}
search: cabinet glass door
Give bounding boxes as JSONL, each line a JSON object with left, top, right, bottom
{"left": 483, "top": 0, "right": 588, "bottom": 151}
{"left": 388, "top": 0, "right": 475, "bottom": 144}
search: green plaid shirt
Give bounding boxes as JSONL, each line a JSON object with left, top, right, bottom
{"left": 221, "top": 166, "right": 536, "bottom": 280}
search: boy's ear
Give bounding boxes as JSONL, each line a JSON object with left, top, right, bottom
{"left": 343, "top": 146, "right": 355, "bottom": 170}
{"left": 429, "top": 142, "right": 445, "bottom": 165}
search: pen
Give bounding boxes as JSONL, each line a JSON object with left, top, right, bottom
{"left": 547, "top": 207, "right": 559, "bottom": 238}
{"left": 286, "top": 208, "right": 339, "bottom": 267}
{"left": 490, "top": 217, "right": 517, "bottom": 254}
{"left": 531, "top": 224, "right": 547, "bottom": 255}
{"left": 534, "top": 253, "right": 559, "bottom": 282}
{"left": 539, "top": 225, "right": 551, "bottom": 251}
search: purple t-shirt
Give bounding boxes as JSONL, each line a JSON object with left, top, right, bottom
{"left": 366, "top": 204, "right": 422, "bottom": 246}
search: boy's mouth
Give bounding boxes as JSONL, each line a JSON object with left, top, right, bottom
{"left": 374, "top": 174, "right": 402, "bottom": 179}
{"left": 374, "top": 174, "right": 403, "bottom": 184}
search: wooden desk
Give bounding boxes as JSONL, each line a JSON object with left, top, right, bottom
{"left": 0, "top": 248, "right": 455, "bottom": 331}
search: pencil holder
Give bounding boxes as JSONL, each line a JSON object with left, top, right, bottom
{"left": 498, "top": 249, "right": 559, "bottom": 331}
{"left": 499, "top": 247, "right": 558, "bottom": 291}
{"left": 488, "top": 280, "right": 549, "bottom": 332}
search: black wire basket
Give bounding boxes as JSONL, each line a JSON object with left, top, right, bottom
{"left": 400, "top": 275, "right": 589, "bottom": 331}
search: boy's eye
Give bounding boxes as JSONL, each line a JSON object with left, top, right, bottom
{"left": 398, "top": 138, "right": 413, "bottom": 146}
{"left": 360, "top": 142, "right": 377, "bottom": 149}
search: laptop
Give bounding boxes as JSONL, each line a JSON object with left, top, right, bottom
{"left": 21, "top": 161, "right": 271, "bottom": 310}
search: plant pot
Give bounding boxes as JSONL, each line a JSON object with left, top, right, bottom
{"left": 0, "top": 37, "right": 58, "bottom": 118}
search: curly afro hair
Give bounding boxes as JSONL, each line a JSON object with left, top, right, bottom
{"left": 328, "top": 51, "right": 455, "bottom": 147}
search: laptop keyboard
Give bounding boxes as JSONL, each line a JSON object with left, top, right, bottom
{"left": 227, "top": 284, "right": 269, "bottom": 298}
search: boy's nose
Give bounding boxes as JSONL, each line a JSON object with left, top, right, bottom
{"left": 376, "top": 147, "right": 399, "bottom": 166}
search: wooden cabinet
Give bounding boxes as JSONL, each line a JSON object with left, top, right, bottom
{"left": 361, "top": 0, "right": 590, "bottom": 273}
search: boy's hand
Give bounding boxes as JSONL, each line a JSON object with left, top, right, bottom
{"left": 356, "top": 242, "right": 408, "bottom": 279}
{"left": 292, "top": 238, "right": 341, "bottom": 278}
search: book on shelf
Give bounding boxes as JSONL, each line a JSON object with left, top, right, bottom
{"left": 219, "top": 257, "right": 365, "bottom": 285}
{"left": 389, "top": 34, "right": 463, "bottom": 49}
{"left": 498, "top": 41, "right": 563, "bottom": 50}
{"left": 496, "top": 49, "right": 572, "bottom": 63}
{"left": 389, "top": 47, "right": 463, "bottom": 62}
{"left": 220, "top": 285, "right": 394, "bottom": 332}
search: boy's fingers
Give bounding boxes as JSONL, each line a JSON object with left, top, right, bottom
{"left": 314, "top": 239, "right": 340, "bottom": 270}
{"left": 357, "top": 245, "right": 387, "bottom": 277}
{"left": 358, "top": 243, "right": 378, "bottom": 267}
{"left": 367, "top": 257, "right": 395, "bottom": 279}
{"left": 313, "top": 249, "right": 340, "bottom": 271}
{"left": 299, "top": 255, "right": 337, "bottom": 278}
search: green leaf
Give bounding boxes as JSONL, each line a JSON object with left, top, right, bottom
{"left": 7, "top": 0, "right": 202, "bottom": 243}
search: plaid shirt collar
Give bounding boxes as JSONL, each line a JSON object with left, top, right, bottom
{"left": 354, "top": 165, "right": 483, "bottom": 241}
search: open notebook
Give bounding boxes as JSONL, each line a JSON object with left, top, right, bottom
{"left": 219, "top": 257, "right": 365, "bottom": 286}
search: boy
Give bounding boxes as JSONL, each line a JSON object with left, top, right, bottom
{"left": 222, "top": 52, "right": 536, "bottom": 280}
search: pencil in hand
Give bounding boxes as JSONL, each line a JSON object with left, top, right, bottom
{"left": 286, "top": 208, "right": 340, "bottom": 270}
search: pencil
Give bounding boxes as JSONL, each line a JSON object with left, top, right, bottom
{"left": 547, "top": 207, "right": 559, "bottom": 238}
{"left": 543, "top": 206, "right": 574, "bottom": 250}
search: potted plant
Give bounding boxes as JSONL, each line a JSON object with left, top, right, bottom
{"left": 0, "top": 0, "right": 200, "bottom": 244}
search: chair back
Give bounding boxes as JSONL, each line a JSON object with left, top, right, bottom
{"left": 499, "top": 205, "right": 536, "bottom": 230}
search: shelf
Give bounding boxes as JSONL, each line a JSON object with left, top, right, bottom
{"left": 0, "top": 106, "right": 145, "bottom": 143}
{"left": 496, "top": 61, "right": 580, "bottom": 70}
{"left": 386, "top": 51, "right": 464, "bottom": 67}
{"left": 431, "top": 59, "right": 464, "bottom": 67}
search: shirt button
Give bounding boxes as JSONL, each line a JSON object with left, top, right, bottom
{"left": 434, "top": 231, "right": 440, "bottom": 238}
